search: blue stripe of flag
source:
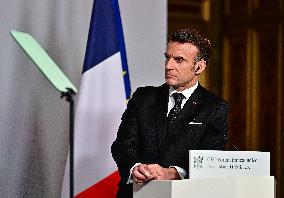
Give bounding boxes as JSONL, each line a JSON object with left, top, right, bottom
{"left": 112, "top": 0, "right": 131, "bottom": 99}
{"left": 82, "top": 0, "right": 131, "bottom": 99}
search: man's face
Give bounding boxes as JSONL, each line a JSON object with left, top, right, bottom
{"left": 165, "top": 41, "right": 199, "bottom": 91}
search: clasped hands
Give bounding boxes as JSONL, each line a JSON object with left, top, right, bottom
{"left": 132, "top": 163, "right": 180, "bottom": 185}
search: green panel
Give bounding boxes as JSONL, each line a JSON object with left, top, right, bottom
{"left": 10, "top": 30, "right": 77, "bottom": 93}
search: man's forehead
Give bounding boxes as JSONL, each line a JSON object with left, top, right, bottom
{"left": 166, "top": 42, "right": 198, "bottom": 57}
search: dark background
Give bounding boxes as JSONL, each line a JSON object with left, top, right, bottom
{"left": 168, "top": 0, "right": 283, "bottom": 197}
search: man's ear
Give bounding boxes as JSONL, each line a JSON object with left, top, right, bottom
{"left": 195, "top": 60, "right": 206, "bottom": 75}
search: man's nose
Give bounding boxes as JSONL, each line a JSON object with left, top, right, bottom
{"left": 165, "top": 58, "right": 174, "bottom": 69}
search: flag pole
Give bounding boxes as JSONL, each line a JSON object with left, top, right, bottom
{"left": 61, "top": 88, "right": 76, "bottom": 198}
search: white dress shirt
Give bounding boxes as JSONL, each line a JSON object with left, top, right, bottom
{"left": 168, "top": 82, "right": 198, "bottom": 115}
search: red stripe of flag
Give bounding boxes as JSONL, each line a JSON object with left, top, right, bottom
{"left": 76, "top": 171, "right": 120, "bottom": 198}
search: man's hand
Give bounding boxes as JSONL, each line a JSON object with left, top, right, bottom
{"left": 147, "top": 164, "right": 181, "bottom": 180}
{"left": 132, "top": 164, "right": 181, "bottom": 185}
{"left": 132, "top": 164, "right": 155, "bottom": 185}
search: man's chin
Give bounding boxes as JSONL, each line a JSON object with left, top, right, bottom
{"left": 165, "top": 79, "right": 177, "bottom": 87}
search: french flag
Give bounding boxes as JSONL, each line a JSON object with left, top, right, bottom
{"left": 61, "top": 0, "right": 131, "bottom": 197}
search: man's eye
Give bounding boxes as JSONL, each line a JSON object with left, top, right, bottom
{"left": 164, "top": 54, "right": 170, "bottom": 60}
{"left": 176, "top": 58, "right": 183, "bottom": 63}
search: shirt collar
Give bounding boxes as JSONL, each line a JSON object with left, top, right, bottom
{"left": 169, "top": 81, "right": 199, "bottom": 100}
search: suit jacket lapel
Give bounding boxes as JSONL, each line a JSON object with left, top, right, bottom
{"left": 155, "top": 84, "right": 169, "bottom": 151}
{"left": 169, "top": 84, "right": 204, "bottom": 136}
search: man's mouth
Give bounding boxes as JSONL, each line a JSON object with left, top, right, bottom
{"left": 165, "top": 74, "right": 176, "bottom": 79}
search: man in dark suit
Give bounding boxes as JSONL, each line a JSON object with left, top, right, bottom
{"left": 111, "top": 28, "right": 229, "bottom": 198}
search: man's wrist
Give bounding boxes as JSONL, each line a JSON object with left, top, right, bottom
{"left": 169, "top": 166, "right": 186, "bottom": 179}
{"left": 168, "top": 167, "right": 182, "bottom": 179}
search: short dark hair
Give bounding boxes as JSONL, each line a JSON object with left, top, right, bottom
{"left": 168, "top": 28, "right": 212, "bottom": 65}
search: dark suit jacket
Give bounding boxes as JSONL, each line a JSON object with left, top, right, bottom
{"left": 111, "top": 84, "right": 229, "bottom": 198}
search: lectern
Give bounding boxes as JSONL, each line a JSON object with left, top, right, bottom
{"left": 133, "top": 176, "right": 275, "bottom": 198}
{"left": 134, "top": 151, "right": 274, "bottom": 198}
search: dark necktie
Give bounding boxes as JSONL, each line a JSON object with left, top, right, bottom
{"left": 167, "top": 93, "right": 185, "bottom": 130}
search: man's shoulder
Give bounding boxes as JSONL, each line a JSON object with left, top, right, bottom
{"left": 133, "top": 84, "right": 168, "bottom": 98}
{"left": 198, "top": 85, "right": 228, "bottom": 105}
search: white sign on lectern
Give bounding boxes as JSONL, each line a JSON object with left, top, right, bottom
{"left": 189, "top": 150, "right": 270, "bottom": 179}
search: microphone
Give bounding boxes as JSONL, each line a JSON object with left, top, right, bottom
{"left": 223, "top": 135, "right": 239, "bottom": 151}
